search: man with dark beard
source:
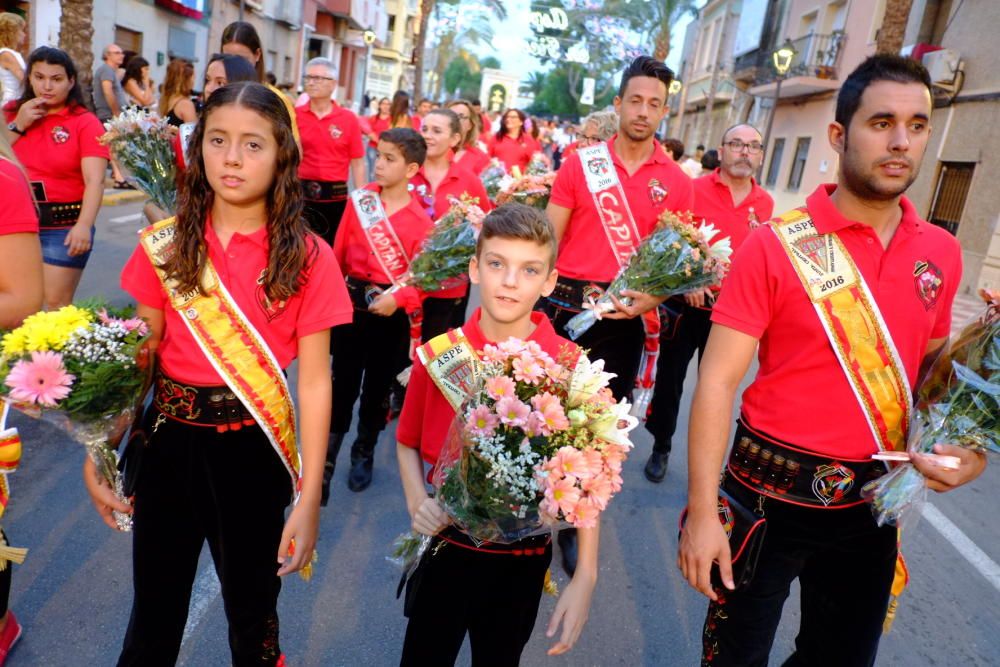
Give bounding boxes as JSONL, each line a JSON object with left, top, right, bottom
{"left": 678, "top": 54, "right": 986, "bottom": 666}
{"left": 543, "top": 55, "right": 694, "bottom": 574}
{"left": 643, "top": 124, "right": 773, "bottom": 483}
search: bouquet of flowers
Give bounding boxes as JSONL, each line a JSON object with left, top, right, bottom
{"left": 526, "top": 151, "right": 549, "bottom": 175}
{"left": 564, "top": 210, "right": 733, "bottom": 340}
{"left": 0, "top": 303, "right": 151, "bottom": 530}
{"left": 495, "top": 172, "right": 557, "bottom": 211}
{"left": 862, "top": 289, "right": 1000, "bottom": 527}
{"left": 432, "top": 340, "right": 637, "bottom": 544}
{"left": 395, "top": 196, "right": 487, "bottom": 293}
{"left": 100, "top": 108, "right": 178, "bottom": 214}
{"left": 480, "top": 158, "right": 510, "bottom": 203}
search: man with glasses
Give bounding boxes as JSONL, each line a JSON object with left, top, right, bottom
{"left": 94, "top": 44, "right": 128, "bottom": 187}
{"left": 295, "top": 57, "right": 366, "bottom": 246}
{"left": 643, "top": 124, "right": 774, "bottom": 482}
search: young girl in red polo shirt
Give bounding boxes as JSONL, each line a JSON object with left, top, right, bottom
{"left": 396, "top": 204, "right": 599, "bottom": 666}
{"left": 82, "top": 82, "right": 351, "bottom": 667}
{"left": 412, "top": 108, "right": 492, "bottom": 342}
{"left": 445, "top": 99, "right": 490, "bottom": 176}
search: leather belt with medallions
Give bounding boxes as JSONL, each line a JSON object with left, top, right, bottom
{"left": 434, "top": 526, "right": 551, "bottom": 556}
{"left": 37, "top": 202, "right": 83, "bottom": 229}
{"left": 301, "top": 179, "right": 348, "bottom": 202}
{"left": 153, "top": 372, "right": 256, "bottom": 433}
{"left": 546, "top": 276, "right": 611, "bottom": 314}
{"left": 726, "top": 419, "right": 888, "bottom": 509}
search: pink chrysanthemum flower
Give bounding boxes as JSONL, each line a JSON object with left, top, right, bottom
{"left": 581, "top": 474, "right": 614, "bottom": 511}
{"left": 5, "top": 351, "right": 75, "bottom": 407}
{"left": 497, "top": 338, "right": 527, "bottom": 358}
{"left": 546, "top": 475, "right": 582, "bottom": 516}
{"left": 570, "top": 495, "right": 600, "bottom": 529}
{"left": 485, "top": 375, "right": 517, "bottom": 401}
{"left": 512, "top": 355, "right": 545, "bottom": 385}
{"left": 495, "top": 396, "right": 530, "bottom": 427}
{"left": 466, "top": 405, "right": 499, "bottom": 436}
{"left": 481, "top": 344, "right": 506, "bottom": 364}
{"left": 547, "top": 447, "right": 587, "bottom": 479}
{"left": 524, "top": 411, "right": 546, "bottom": 438}
{"left": 531, "top": 392, "right": 569, "bottom": 434}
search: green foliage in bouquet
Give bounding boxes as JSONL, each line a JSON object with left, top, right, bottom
{"left": 403, "top": 196, "right": 486, "bottom": 293}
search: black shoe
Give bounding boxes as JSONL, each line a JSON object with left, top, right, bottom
{"left": 557, "top": 529, "right": 578, "bottom": 577}
{"left": 320, "top": 433, "right": 345, "bottom": 507}
{"left": 644, "top": 450, "right": 670, "bottom": 483}
{"left": 389, "top": 381, "right": 406, "bottom": 420}
{"left": 347, "top": 425, "right": 377, "bottom": 492}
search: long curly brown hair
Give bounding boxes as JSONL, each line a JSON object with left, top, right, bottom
{"left": 164, "top": 81, "right": 314, "bottom": 302}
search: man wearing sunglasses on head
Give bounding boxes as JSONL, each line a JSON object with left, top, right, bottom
{"left": 643, "top": 124, "right": 774, "bottom": 483}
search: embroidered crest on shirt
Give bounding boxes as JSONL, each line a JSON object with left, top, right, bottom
{"left": 647, "top": 178, "right": 667, "bottom": 204}
{"left": 913, "top": 259, "right": 943, "bottom": 311}
{"left": 329, "top": 124, "right": 343, "bottom": 139}
{"left": 255, "top": 269, "right": 288, "bottom": 322}
{"left": 51, "top": 126, "right": 70, "bottom": 144}
{"left": 748, "top": 207, "right": 760, "bottom": 230}
{"left": 811, "top": 462, "right": 855, "bottom": 506}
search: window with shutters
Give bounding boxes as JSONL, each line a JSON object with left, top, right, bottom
{"left": 928, "top": 162, "right": 975, "bottom": 235}
{"left": 787, "top": 137, "right": 811, "bottom": 191}
{"left": 766, "top": 137, "right": 785, "bottom": 187}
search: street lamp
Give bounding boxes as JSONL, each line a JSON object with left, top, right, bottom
{"left": 759, "top": 40, "right": 796, "bottom": 181}
{"left": 668, "top": 79, "right": 682, "bottom": 96}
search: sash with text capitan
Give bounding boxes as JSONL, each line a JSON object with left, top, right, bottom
{"left": 139, "top": 218, "right": 300, "bottom": 486}
{"left": 770, "top": 209, "right": 912, "bottom": 453}
{"left": 350, "top": 187, "right": 424, "bottom": 358}
{"left": 577, "top": 143, "right": 643, "bottom": 271}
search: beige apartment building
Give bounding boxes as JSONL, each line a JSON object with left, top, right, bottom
{"left": 902, "top": 0, "right": 1000, "bottom": 294}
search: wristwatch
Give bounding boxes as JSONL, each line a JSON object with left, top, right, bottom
{"left": 6, "top": 121, "right": 24, "bottom": 136}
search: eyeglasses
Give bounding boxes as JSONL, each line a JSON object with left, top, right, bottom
{"left": 581, "top": 135, "right": 602, "bottom": 144}
{"left": 303, "top": 75, "right": 335, "bottom": 83}
{"left": 724, "top": 140, "right": 764, "bottom": 154}
{"left": 454, "top": 113, "right": 470, "bottom": 120}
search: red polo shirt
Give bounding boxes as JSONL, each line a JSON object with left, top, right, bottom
{"left": 551, "top": 135, "right": 695, "bottom": 282}
{"left": 0, "top": 159, "right": 39, "bottom": 234}
{"left": 693, "top": 169, "right": 774, "bottom": 254}
{"left": 122, "top": 222, "right": 352, "bottom": 386}
{"left": 455, "top": 144, "right": 489, "bottom": 176}
{"left": 712, "top": 184, "right": 962, "bottom": 458}
{"left": 397, "top": 308, "right": 578, "bottom": 465}
{"left": 365, "top": 114, "right": 391, "bottom": 148}
{"left": 409, "top": 163, "right": 494, "bottom": 300}
{"left": 4, "top": 103, "right": 109, "bottom": 202}
{"left": 333, "top": 183, "right": 432, "bottom": 314}
{"left": 295, "top": 102, "right": 365, "bottom": 182}
{"left": 488, "top": 133, "right": 542, "bottom": 174}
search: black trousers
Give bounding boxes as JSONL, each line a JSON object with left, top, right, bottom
{"left": 539, "top": 299, "right": 644, "bottom": 401}
{"left": 303, "top": 198, "right": 347, "bottom": 247}
{"left": 119, "top": 409, "right": 292, "bottom": 667}
{"left": 400, "top": 541, "right": 552, "bottom": 666}
{"left": 421, "top": 290, "right": 471, "bottom": 343}
{"left": 701, "top": 474, "right": 898, "bottom": 667}
{"left": 331, "top": 308, "right": 411, "bottom": 435}
{"left": 645, "top": 301, "right": 713, "bottom": 451}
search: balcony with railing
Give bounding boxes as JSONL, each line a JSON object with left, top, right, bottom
{"left": 748, "top": 31, "right": 846, "bottom": 98}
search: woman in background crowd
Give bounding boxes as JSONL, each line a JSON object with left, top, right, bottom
{"left": 488, "top": 108, "right": 541, "bottom": 174}
{"left": 0, "top": 13, "right": 26, "bottom": 105}
{"left": 121, "top": 56, "right": 154, "bottom": 110}
{"left": 159, "top": 59, "right": 196, "bottom": 126}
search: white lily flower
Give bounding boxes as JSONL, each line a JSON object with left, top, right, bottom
{"left": 589, "top": 399, "right": 639, "bottom": 449}
{"left": 566, "top": 355, "right": 616, "bottom": 407}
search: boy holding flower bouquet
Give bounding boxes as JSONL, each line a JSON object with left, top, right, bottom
{"left": 395, "top": 203, "right": 599, "bottom": 665}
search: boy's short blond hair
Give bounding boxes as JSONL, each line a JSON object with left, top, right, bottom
{"left": 475, "top": 202, "right": 558, "bottom": 269}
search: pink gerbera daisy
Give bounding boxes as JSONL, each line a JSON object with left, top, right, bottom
{"left": 495, "top": 396, "right": 530, "bottom": 427}
{"left": 531, "top": 392, "right": 569, "bottom": 434}
{"left": 512, "top": 355, "right": 545, "bottom": 385}
{"left": 5, "top": 351, "right": 75, "bottom": 407}
{"left": 485, "top": 375, "right": 517, "bottom": 401}
{"left": 466, "top": 405, "right": 499, "bottom": 436}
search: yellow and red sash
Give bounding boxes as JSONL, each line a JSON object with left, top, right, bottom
{"left": 139, "top": 218, "right": 300, "bottom": 486}
{"left": 771, "top": 209, "right": 912, "bottom": 453}
{"left": 578, "top": 143, "right": 642, "bottom": 269}
{"left": 415, "top": 328, "right": 481, "bottom": 412}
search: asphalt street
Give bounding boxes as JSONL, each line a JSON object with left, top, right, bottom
{"left": 3, "top": 200, "right": 998, "bottom": 665}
